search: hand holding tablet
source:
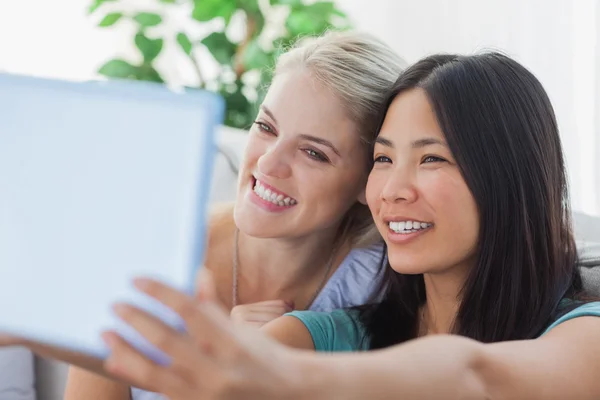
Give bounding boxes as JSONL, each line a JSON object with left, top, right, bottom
{"left": 0, "top": 73, "right": 224, "bottom": 365}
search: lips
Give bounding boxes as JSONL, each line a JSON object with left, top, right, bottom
{"left": 388, "top": 220, "right": 433, "bottom": 234}
{"left": 252, "top": 176, "right": 297, "bottom": 207}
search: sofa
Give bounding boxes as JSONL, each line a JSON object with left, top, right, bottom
{"left": 4, "top": 126, "right": 600, "bottom": 400}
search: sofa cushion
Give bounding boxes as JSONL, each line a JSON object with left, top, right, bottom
{"left": 208, "top": 126, "right": 248, "bottom": 203}
{"left": 573, "top": 211, "right": 600, "bottom": 296}
{"left": 579, "top": 242, "right": 600, "bottom": 295}
{"left": 0, "top": 346, "right": 35, "bottom": 400}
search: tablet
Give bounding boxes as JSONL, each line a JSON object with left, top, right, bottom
{"left": 0, "top": 73, "right": 224, "bottom": 364}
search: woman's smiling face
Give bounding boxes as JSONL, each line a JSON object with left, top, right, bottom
{"left": 367, "top": 88, "right": 479, "bottom": 276}
{"left": 233, "top": 69, "right": 370, "bottom": 239}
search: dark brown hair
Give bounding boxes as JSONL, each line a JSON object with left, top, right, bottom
{"left": 359, "top": 53, "right": 585, "bottom": 349}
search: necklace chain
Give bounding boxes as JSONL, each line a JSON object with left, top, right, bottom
{"left": 231, "top": 228, "right": 336, "bottom": 309}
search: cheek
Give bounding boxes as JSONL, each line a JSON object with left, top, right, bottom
{"left": 422, "top": 172, "right": 479, "bottom": 238}
{"left": 421, "top": 170, "right": 464, "bottom": 208}
{"left": 241, "top": 135, "right": 267, "bottom": 171}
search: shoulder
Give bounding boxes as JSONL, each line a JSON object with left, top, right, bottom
{"left": 311, "top": 242, "right": 387, "bottom": 312}
{"left": 541, "top": 301, "right": 600, "bottom": 336}
{"left": 276, "top": 309, "right": 369, "bottom": 352}
{"left": 261, "top": 316, "right": 316, "bottom": 351}
{"left": 0, "top": 347, "right": 34, "bottom": 399}
{"left": 194, "top": 202, "right": 236, "bottom": 305}
{"left": 204, "top": 202, "right": 236, "bottom": 270}
{"left": 64, "top": 367, "right": 130, "bottom": 400}
{"left": 207, "top": 202, "right": 235, "bottom": 245}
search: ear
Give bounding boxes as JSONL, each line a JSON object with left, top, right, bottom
{"left": 357, "top": 189, "right": 367, "bottom": 205}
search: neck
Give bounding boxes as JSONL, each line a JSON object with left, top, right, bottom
{"left": 421, "top": 268, "right": 468, "bottom": 335}
{"left": 235, "top": 226, "right": 347, "bottom": 307}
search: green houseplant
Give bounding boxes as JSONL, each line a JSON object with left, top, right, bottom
{"left": 89, "top": 0, "right": 352, "bottom": 129}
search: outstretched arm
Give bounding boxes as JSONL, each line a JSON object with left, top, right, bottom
{"left": 20, "top": 340, "right": 107, "bottom": 376}
{"left": 299, "top": 316, "right": 600, "bottom": 400}
{"left": 100, "top": 273, "right": 600, "bottom": 400}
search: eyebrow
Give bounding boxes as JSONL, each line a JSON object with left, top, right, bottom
{"left": 375, "top": 136, "right": 447, "bottom": 149}
{"left": 260, "top": 105, "right": 342, "bottom": 157}
{"left": 298, "top": 134, "right": 341, "bottom": 157}
{"left": 260, "top": 105, "right": 278, "bottom": 125}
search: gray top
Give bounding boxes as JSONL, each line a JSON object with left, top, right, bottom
{"left": 131, "top": 242, "right": 386, "bottom": 400}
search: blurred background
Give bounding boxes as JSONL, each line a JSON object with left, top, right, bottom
{"left": 0, "top": 0, "right": 598, "bottom": 216}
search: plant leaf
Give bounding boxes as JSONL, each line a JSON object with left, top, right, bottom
{"left": 285, "top": 2, "right": 338, "bottom": 36}
{"left": 176, "top": 32, "right": 193, "bottom": 55}
{"left": 269, "top": 0, "right": 303, "bottom": 6}
{"left": 242, "top": 39, "right": 271, "bottom": 70}
{"left": 192, "top": 0, "right": 236, "bottom": 24}
{"left": 133, "top": 12, "right": 163, "bottom": 27}
{"left": 285, "top": 11, "right": 320, "bottom": 36}
{"left": 140, "top": 64, "right": 165, "bottom": 83}
{"left": 332, "top": 8, "right": 347, "bottom": 18}
{"left": 88, "top": 0, "right": 117, "bottom": 15}
{"left": 248, "top": 11, "right": 265, "bottom": 35}
{"left": 98, "top": 59, "right": 138, "bottom": 79}
{"left": 239, "top": 0, "right": 260, "bottom": 14}
{"left": 305, "top": 1, "right": 335, "bottom": 16}
{"left": 222, "top": 85, "right": 253, "bottom": 129}
{"left": 135, "top": 32, "right": 163, "bottom": 62}
{"left": 98, "top": 12, "right": 123, "bottom": 27}
{"left": 201, "top": 32, "right": 236, "bottom": 65}
{"left": 159, "top": 0, "right": 177, "bottom": 3}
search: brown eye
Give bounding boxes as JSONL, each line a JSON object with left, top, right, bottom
{"left": 422, "top": 155, "right": 445, "bottom": 163}
{"left": 374, "top": 155, "right": 392, "bottom": 163}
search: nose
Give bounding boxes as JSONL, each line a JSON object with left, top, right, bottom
{"left": 256, "top": 142, "right": 292, "bottom": 179}
{"left": 380, "top": 165, "right": 418, "bottom": 204}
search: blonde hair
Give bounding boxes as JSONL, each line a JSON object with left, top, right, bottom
{"left": 272, "top": 30, "right": 407, "bottom": 247}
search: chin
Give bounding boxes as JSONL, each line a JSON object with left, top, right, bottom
{"left": 387, "top": 253, "right": 430, "bottom": 275}
{"left": 233, "top": 209, "right": 284, "bottom": 238}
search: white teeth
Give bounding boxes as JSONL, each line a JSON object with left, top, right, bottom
{"left": 388, "top": 220, "right": 432, "bottom": 234}
{"left": 253, "top": 179, "right": 296, "bottom": 207}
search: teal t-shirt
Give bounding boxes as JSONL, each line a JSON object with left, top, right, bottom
{"left": 285, "top": 309, "right": 369, "bottom": 352}
{"left": 286, "top": 301, "right": 600, "bottom": 352}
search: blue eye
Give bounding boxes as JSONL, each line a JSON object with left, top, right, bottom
{"left": 254, "top": 121, "right": 275, "bottom": 135}
{"left": 374, "top": 155, "right": 392, "bottom": 163}
{"left": 304, "top": 149, "right": 329, "bottom": 163}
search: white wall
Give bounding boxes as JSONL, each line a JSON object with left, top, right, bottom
{"left": 0, "top": 0, "right": 118, "bottom": 81}
{"left": 341, "top": 0, "right": 599, "bottom": 216}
